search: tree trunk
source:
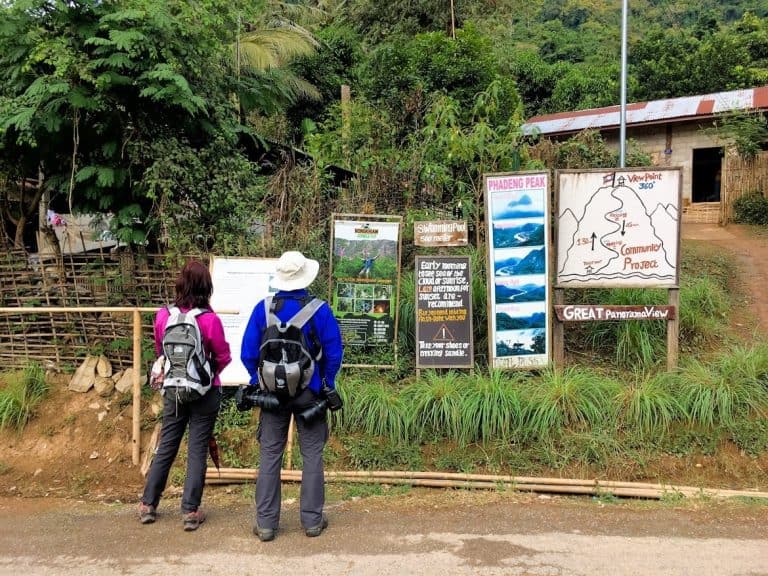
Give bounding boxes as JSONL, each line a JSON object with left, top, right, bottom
{"left": 13, "top": 212, "right": 26, "bottom": 249}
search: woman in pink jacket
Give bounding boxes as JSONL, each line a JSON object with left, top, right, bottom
{"left": 138, "top": 261, "right": 231, "bottom": 531}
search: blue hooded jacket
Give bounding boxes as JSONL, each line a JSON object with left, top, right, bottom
{"left": 241, "top": 289, "right": 343, "bottom": 393}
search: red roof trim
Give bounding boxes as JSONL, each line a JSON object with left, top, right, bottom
{"left": 696, "top": 100, "right": 715, "bottom": 115}
{"left": 755, "top": 86, "right": 768, "bottom": 109}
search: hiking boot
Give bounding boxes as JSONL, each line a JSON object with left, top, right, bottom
{"left": 304, "top": 514, "right": 328, "bottom": 538}
{"left": 182, "top": 509, "right": 206, "bottom": 531}
{"left": 138, "top": 503, "right": 156, "bottom": 525}
{"left": 253, "top": 523, "right": 276, "bottom": 542}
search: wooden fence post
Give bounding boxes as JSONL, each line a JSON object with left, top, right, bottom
{"left": 132, "top": 309, "right": 142, "bottom": 465}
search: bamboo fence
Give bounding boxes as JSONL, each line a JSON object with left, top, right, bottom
{"left": 722, "top": 150, "right": 768, "bottom": 223}
{"left": 0, "top": 249, "right": 178, "bottom": 370}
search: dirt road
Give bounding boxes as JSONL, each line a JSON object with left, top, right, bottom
{"left": 683, "top": 223, "right": 768, "bottom": 332}
{"left": 1, "top": 490, "right": 766, "bottom": 576}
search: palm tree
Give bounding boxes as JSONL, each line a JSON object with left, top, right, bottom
{"left": 235, "top": 2, "right": 323, "bottom": 113}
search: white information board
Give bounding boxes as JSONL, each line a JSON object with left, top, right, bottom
{"left": 209, "top": 257, "right": 277, "bottom": 385}
{"left": 556, "top": 168, "right": 681, "bottom": 287}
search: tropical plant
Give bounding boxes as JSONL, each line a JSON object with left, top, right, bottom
{"left": 234, "top": 0, "right": 323, "bottom": 117}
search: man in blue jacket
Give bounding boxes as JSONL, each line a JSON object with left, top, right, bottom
{"left": 241, "top": 251, "right": 343, "bottom": 542}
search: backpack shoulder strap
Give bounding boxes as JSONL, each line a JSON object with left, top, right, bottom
{"left": 263, "top": 296, "right": 280, "bottom": 327}
{"left": 288, "top": 298, "right": 324, "bottom": 328}
{"left": 188, "top": 307, "right": 208, "bottom": 319}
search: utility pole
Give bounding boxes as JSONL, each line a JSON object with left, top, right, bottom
{"left": 450, "top": 0, "right": 456, "bottom": 39}
{"left": 619, "top": 0, "right": 629, "bottom": 167}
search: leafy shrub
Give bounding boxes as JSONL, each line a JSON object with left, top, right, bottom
{"left": 728, "top": 418, "right": 768, "bottom": 457}
{"left": 213, "top": 397, "right": 258, "bottom": 468}
{"left": 732, "top": 192, "right": 768, "bottom": 225}
{"left": 657, "top": 425, "right": 722, "bottom": 457}
{"left": 343, "top": 436, "right": 422, "bottom": 470}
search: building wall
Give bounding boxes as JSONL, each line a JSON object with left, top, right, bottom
{"left": 603, "top": 122, "right": 725, "bottom": 204}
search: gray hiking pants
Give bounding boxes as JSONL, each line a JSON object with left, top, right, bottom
{"left": 142, "top": 387, "right": 221, "bottom": 514}
{"left": 256, "top": 388, "right": 328, "bottom": 530}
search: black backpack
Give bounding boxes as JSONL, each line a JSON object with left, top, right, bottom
{"left": 258, "top": 296, "right": 323, "bottom": 400}
{"left": 161, "top": 306, "right": 212, "bottom": 405}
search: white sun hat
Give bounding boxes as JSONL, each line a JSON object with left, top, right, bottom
{"left": 270, "top": 251, "right": 320, "bottom": 291}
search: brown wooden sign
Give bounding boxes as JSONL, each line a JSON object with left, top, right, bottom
{"left": 414, "top": 220, "right": 468, "bottom": 247}
{"left": 554, "top": 305, "right": 676, "bottom": 322}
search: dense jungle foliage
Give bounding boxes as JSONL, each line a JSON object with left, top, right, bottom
{"left": 1, "top": 0, "right": 766, "bottom": 255}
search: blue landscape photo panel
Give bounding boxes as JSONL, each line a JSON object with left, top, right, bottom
{"left": 485, "top": 172, "right": 551, "bottom": 369}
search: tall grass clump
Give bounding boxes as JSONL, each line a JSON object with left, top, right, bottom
{"left": 677, "top": 355, "right": 768, "bottom": 428}
{"left": 566, "top": 246, "right": 732, "bottom": 368}
{"left": 712, "top": 343, "right": 768, "bottom": 392}
{"left": 460, "top": 369, "right": 524, "bottom": 445}
{"left": 574, "top": 287, "right": 667, "bottom": 369}
{"left": 678, "top": 243, "right": 731, "bottom": 347}
{"left": 402, "top": 370, "right": 464, "bottom": 442}
{"left": 678, "top": 276, "right": 729, "bottom": 346}
{"left": 0, "top": 364, "right": 49, "bottom": 431}
{"left": 339, "top": 376, "right": 408, "bottom": 442}
{"left": 469, "top": 247, "right": 489, "bottom": 364}
{"left": 616, "top": 371, "right": 684, "bottom": 435}
{"left": 397, "top": 269, "right": 416, "bottom": 356}
{"left": 521, "top": 366, "right": 620, "bottom": 439}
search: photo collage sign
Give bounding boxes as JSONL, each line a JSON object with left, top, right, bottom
{"left": 485, "top": 172, "right": 551, "bottom": 369}
{"left": 330, "top": 217, "right": 401, "bottom": 353}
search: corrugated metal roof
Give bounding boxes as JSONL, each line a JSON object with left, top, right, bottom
{"left": 522, "top": 86, "right": 768, "bottom": 136}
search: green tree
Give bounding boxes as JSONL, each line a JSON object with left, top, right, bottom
{"left": 0, "top": 0, "right": 320, "bottom": 251}
{"left": 360, "top": 25, "right": 519, "bottom": 134}
{"left": 631, "top": 13, "right": 768, "bottom": 101}
{"left": 346, "top": 0, "right": 462, "bottom": 43}
{"left": 0, "top": 0, "right": 239, "bottom": 245}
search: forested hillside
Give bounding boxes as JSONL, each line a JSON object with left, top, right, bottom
{"left": 1, "top": 0, "right": 766, "bottom": 253}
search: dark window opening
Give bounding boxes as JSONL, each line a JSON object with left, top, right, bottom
{"left": 692, "top": 147, "right": 723, "bottom": 203}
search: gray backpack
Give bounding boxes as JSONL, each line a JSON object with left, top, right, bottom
{"left": 258, "top": 296, "right": 323, "bottom": 400}
{"left": 161, "top": 306, "right": 212, "bottom": 404}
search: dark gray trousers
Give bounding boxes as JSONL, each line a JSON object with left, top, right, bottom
{"left": 256, "top": 388, "right": 328, "bottom": 530}
{"left": 142, "top": 387, "right": 221, "bottom": 514}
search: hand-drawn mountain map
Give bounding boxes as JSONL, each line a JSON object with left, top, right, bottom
{"left": 556, "top": 168, "right": 681, "bottom": 287}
